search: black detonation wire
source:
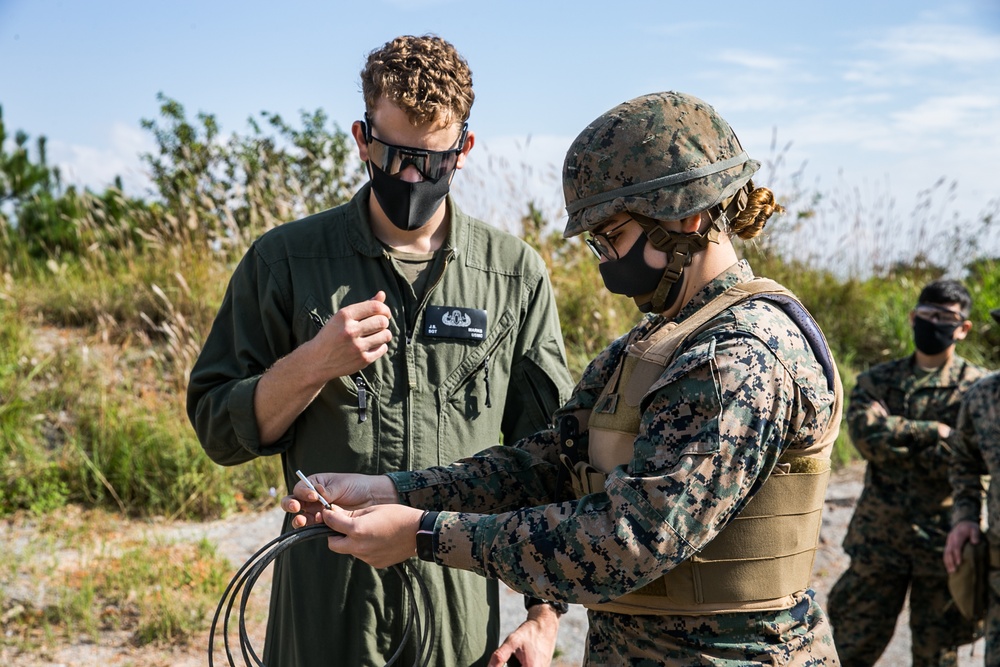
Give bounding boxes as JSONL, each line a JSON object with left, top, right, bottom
{"left": 209, "top": 523, "right": 438, "bottom": 667}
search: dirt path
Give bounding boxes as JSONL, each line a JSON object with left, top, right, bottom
{"left": 2, "top": 461, "right": 987, "bottom": 666}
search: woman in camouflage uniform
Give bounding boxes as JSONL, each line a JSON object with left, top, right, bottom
{"left": 284, "top": 92, "right": 843, "bottom": 666}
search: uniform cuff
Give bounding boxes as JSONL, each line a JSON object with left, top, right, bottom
{"left": 434, "top": 512, "right": 492, "bottom": 578}
{"left": 906, "top": 420, "right": 940, "bottom": 449}
{"left": 229, "top": 375, "right": 294, "bottom": 456}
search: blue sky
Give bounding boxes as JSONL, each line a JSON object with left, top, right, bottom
{"left": 2, "top": 0, "right": 998, "bottom": 268}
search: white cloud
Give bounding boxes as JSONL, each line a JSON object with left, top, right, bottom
{"left": 873, "top": 23, "right": 1000, "bottom": 65}
{"left": 49, "top": 121, "right": 154, "bottom": 196}
{"left": 715, "top": 49, "right": 791, "bottom": 72}
{"left": 891, "top": 94, "right": 1000, "bottom": 135}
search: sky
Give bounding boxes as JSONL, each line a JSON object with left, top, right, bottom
{"left": 2, "top": 0, "right": 999, "bottom": 271}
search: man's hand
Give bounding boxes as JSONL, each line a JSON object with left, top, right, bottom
{"left": 309, "top": 291, "right": 393, "bottom": 381}
{"left": 489, "top": 603, "right": 561, "bottom": 667}
{"left": 255, "top": 292, "right": 392, "bottom": 445}
{"left": 281, "top": 472, "right": 397, "bottom": 528}
{"left": 944, "top": 520, "right": 981, "bottom": 573}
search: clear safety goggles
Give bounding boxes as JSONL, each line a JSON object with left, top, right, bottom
{"left": 914, "top": 303, "right": 966, "bottom": 324}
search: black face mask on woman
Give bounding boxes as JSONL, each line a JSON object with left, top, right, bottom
{"left": 912, "top": 316, "right": 961, "bottom": 355}
{"left": 369, "top": 163, "right": 452, "bottom": 232}
{"left": 598, "top": 234, "right": 668, "bottom": 309}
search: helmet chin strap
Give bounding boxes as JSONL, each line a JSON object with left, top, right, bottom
{"left": 630, "top": 184, "right": 750, "bottom": 313}
{"left": 631, "top": 215, "right": 720, "bottom": 313}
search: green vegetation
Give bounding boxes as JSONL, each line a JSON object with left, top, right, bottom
{"left": 1, "top": 95, "right": 998, "bottom": 524}
{"left": 1, "top": 93, "right": 998, "bottom": 658}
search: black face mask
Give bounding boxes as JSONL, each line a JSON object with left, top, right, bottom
{"left": 599, "top": 234, "right": 667, "bottom": 306}
{"left": 369, "top": 163, "right": 452, "bottom": 231}
{"left": 913, "top": 317, "right": 960, "bottom": 355}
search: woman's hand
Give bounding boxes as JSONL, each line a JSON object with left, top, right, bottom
{"left": 322, "top": 504, "right": 425, "bottom": 569}
{"left": 280, "top": 472, "right": 397, "bottom": 528}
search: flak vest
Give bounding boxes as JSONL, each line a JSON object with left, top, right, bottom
{"left": 561, "top": 278, "right": 843, "bottom": 615}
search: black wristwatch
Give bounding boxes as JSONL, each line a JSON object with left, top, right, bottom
{"left": 415, "top": 510, "right": 440, "bottom": 563}
{"left": 524, "top": 596, "right": 569, "bottom": 616}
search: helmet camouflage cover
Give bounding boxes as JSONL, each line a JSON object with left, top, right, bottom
{"left": 562, "top": 91, "right": 760, "bottom": 238}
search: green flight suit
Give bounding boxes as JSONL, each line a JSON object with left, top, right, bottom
{"left": 187, "top": 184, "right": 574, "bottom": 667}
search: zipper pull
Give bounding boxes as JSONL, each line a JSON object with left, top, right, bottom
{"left": 483, "top": 355, "right": 492, "bottom": 409}
{"left": 355, "top": 375, "right": 367, "bottom": 423}
{"left": 309, "top": 308, "right": 325, "bottom": 329}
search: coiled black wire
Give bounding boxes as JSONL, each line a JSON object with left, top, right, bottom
{"left": 209, "top": 523, "right": 437, "bottom": 667}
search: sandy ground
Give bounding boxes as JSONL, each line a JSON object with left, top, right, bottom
{"left": 2, "top": 460, "right": 987, "bottom": 666}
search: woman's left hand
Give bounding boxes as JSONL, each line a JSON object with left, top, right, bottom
{"left": 322, "top": 504, "right": 425, "bottom": 568}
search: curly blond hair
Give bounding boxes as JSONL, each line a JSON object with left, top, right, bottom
{"left": 360, "top": 35, "right": 474, "bottom": 127}
{"left": 728, "top": 181, "right": 784, "bottom": 240}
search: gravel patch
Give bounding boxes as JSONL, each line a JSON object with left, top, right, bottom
{"left": 2, "top": 461, "right": 986, "bottom": 665}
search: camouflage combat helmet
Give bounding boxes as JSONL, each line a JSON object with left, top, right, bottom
{"left": 562, "top": 91, "right": 760, "bottom": 238}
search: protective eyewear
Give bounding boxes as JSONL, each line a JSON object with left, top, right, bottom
{"left": 585, "top": 218, "right": 634, "bottom": 261}
{"left": 914, "top": 304, "right": 966, "bottom": 325}
{"left": 362, "top": 113, "right": 468, "bottom": 181}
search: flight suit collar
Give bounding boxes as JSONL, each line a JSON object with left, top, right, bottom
{"left": 345, "top": 182, "right": 469, "bottom": 259}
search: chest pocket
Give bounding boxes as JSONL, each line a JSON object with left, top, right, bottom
{"left": 299, "top": 294, "right": 381, "bottom": 420}
{"left": 438, "top": 308, "right": 515, "bottom": 402}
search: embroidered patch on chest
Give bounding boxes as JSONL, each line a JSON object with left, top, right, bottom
{"left": 424, "top": 306, "right": 488, "bottom": 340}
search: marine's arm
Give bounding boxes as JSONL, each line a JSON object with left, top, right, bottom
{"left": 187, "top": 245, "right": 295, "bottom": 465}
{"left": 846, "top": 368, "right": 942, "bottom": 464}
{"left": 944, "top": 387, "right": 990, "bottom": 571}
{"left": 419, "top": 332, "right": 792, "bottom": 604}
{"left": 391, "top": 334, "right": 627, "bottom": 512}
{"left": 253, "top": 291, "right": 391, "bottom": 444}
{"left": 949, "top": 386, "right": 989, "bottom": 527}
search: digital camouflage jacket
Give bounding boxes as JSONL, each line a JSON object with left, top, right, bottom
{"left": 950, "top": 372, "right": 1000, "bottom": 545}
{"left": 844, "top": 353, "right": 989, "bottom": 557}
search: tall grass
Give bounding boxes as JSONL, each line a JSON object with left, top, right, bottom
{"left": 2, "top": 109, "right": 999, "bottom": 519}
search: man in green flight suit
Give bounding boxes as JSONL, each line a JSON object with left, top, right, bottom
{"left": 828, "top": 279, "right": 988, "bottom": 666}
{"left": 186, "top": 34, "right": 574, "bottom": 667}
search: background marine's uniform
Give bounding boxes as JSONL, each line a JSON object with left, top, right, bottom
{"left": 187, "top": 185, "right": 573, "bottom": 667}
{"left": 391, "top": 261, "right": 842, "bottom": 666}
{"left": 828, "top": 354, "right": 987, "bottom": 666}
{"left": 950, "top": 372, "right": 1000, "bottom": 666}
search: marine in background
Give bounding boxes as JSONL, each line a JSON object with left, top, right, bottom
{"left": 828, "top": 280, "right": 988, "bottom": 667}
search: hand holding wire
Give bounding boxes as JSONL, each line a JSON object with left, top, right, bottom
{"left": 324, "top": 504, "right": 426, "bottom": 569}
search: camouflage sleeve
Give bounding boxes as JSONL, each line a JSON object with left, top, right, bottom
{"left": 846, "top": 370, "right": 939, "bottom": 464}
{"left": 426, "top": 329, "right": 794, "bottom": 604}
{"left": 390, "top": 332, "right": 631, "bottom": 511}
{"left": 950, "top": 379, "right": 992, "bottom": 525}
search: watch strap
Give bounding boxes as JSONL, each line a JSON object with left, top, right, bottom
{"left": 415, "top": 510, "right": 440, "bottom": 563}
{"left": 524, "top": 596, "right": 569, "bottom": 616}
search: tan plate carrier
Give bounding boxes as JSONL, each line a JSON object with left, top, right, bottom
{"left": 561, "top": 278, "right": 843, "bottom": 615}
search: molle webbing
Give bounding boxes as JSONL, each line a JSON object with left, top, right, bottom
{"left": 624, "top": 456, "right": 830, "bottom": 610}
{"left": 573, "top": 278, "right": 842, "bottom": 613}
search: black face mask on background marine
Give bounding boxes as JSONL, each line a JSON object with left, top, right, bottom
{"left": 912, "top": 316, "right": 962, "bottom": 355}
